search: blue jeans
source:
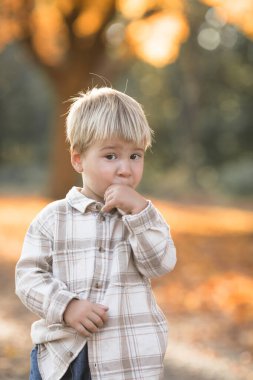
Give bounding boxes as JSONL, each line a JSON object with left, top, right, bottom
{"left": 30, "top": 344, "right": 91, "bottom": 380}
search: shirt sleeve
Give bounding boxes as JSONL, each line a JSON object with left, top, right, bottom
{"left": 15, "top": 211, "right": 77, "bottom": 325}
{"left": 122, "top": 201, "right": 177, "bottom": 278}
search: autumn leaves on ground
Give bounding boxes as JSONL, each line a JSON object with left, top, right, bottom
{"left": 0, "top": 197, "right": 253, "bottom": 379}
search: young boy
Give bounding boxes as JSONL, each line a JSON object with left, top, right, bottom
{"left": 15, "top": 87, "right": 176, "bottom": 380}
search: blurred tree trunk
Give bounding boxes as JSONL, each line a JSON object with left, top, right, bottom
{"left": 25, "top": 4, "right": 117, "bottom": 199}
{"left": 48, "top": 45, "right": 106, "bottom": 199}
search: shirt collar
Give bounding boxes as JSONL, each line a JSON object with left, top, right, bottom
{"left": 66, "top": 187, "right": 104, "bottom": 213}
{"left": 66, "top": 186, "right": 126, "bottom": 216}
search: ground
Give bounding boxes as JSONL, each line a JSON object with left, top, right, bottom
{"left": 0, "top": 196, "right": 253, "bottom": 380}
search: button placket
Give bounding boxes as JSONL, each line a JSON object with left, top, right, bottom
{"left": 99, "top": 212, "right": 105, "bottom": 222}
{"left": 89, "top": 209, "right": 106, "bottom": 298}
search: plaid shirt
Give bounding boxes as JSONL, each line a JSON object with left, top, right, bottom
{"left": 16, "top": 187, "right": 176, "bottom": 380}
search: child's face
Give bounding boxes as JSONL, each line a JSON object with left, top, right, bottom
{"left": 72, "top": 138, "right": 145, "bottom": 202}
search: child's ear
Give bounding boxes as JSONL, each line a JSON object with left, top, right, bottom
{"left": 71, "top": 150, "right": 83, "bottom": 173}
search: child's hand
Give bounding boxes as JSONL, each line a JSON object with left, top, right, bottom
{"left": 102, "top": 184, "right": 148, "bottom": 214}
{"left": 63, "top": 299, "right": 109, "bottom": 337}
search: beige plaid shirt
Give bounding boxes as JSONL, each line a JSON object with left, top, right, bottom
{"left": 16, "top": 187, "right": 176, "bottom": 380}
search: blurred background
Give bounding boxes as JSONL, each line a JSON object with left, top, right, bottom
{"left": 0, "top": 1, "right": 253, "bottom": 379}
{"left": 1, "top": 0, "right": 253, "bottom": 201}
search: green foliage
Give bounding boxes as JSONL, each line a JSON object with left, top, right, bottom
{"left": 0, "top": 43, "right": 55, "bottom": 192}
{"left": 117, "top": 3, "right": 253, "bottom": 199}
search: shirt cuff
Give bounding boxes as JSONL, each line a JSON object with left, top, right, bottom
{"left": 46, "top": 289, "right": 77, "bottom": 325}
{"left": 122, "top": 201, "right": 162, "bottom": 235}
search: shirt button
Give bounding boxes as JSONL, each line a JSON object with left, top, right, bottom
{"left": 68, "top": 351, "right": 74, "bottom": 357}
{"left": 98, "top": 246, "right": 103, "bottom": 252}
{"left": 95, "top": 282, "right": 101, "bottom": 289}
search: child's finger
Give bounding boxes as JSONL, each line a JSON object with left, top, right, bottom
{"left": 93, "top": 304, "right": 109, "bottom": 322}
{"left": 76, "top": 323, "right": 92, "bottom": 337}
{"left": 89, "top": 312, "right": 104, "bottom": 328}
{"left": 83, "top": 318, "right": 99, "bottom": 333}
{"left": 96, "top": 303, "right": 109, "bottom": 311}
{"left": 101, "top": 201, "right": 114, "bottom": 213}
{"left": 103, "top": 186, "right": 114, "bottom": 201}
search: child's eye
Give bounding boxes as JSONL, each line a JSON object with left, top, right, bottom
{"left": 130, "top": 153, "right": 142, "bottom": 160}
{"left": 105, "top": 154, "right": 117, "bottom": 160}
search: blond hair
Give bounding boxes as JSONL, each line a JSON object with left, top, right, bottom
{"left": 66, "top": 87, "right": 153, "bottom": 153}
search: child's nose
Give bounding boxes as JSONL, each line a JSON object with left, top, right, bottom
{"left": 117, "top": 160, "right": 131, "bottom": 177}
